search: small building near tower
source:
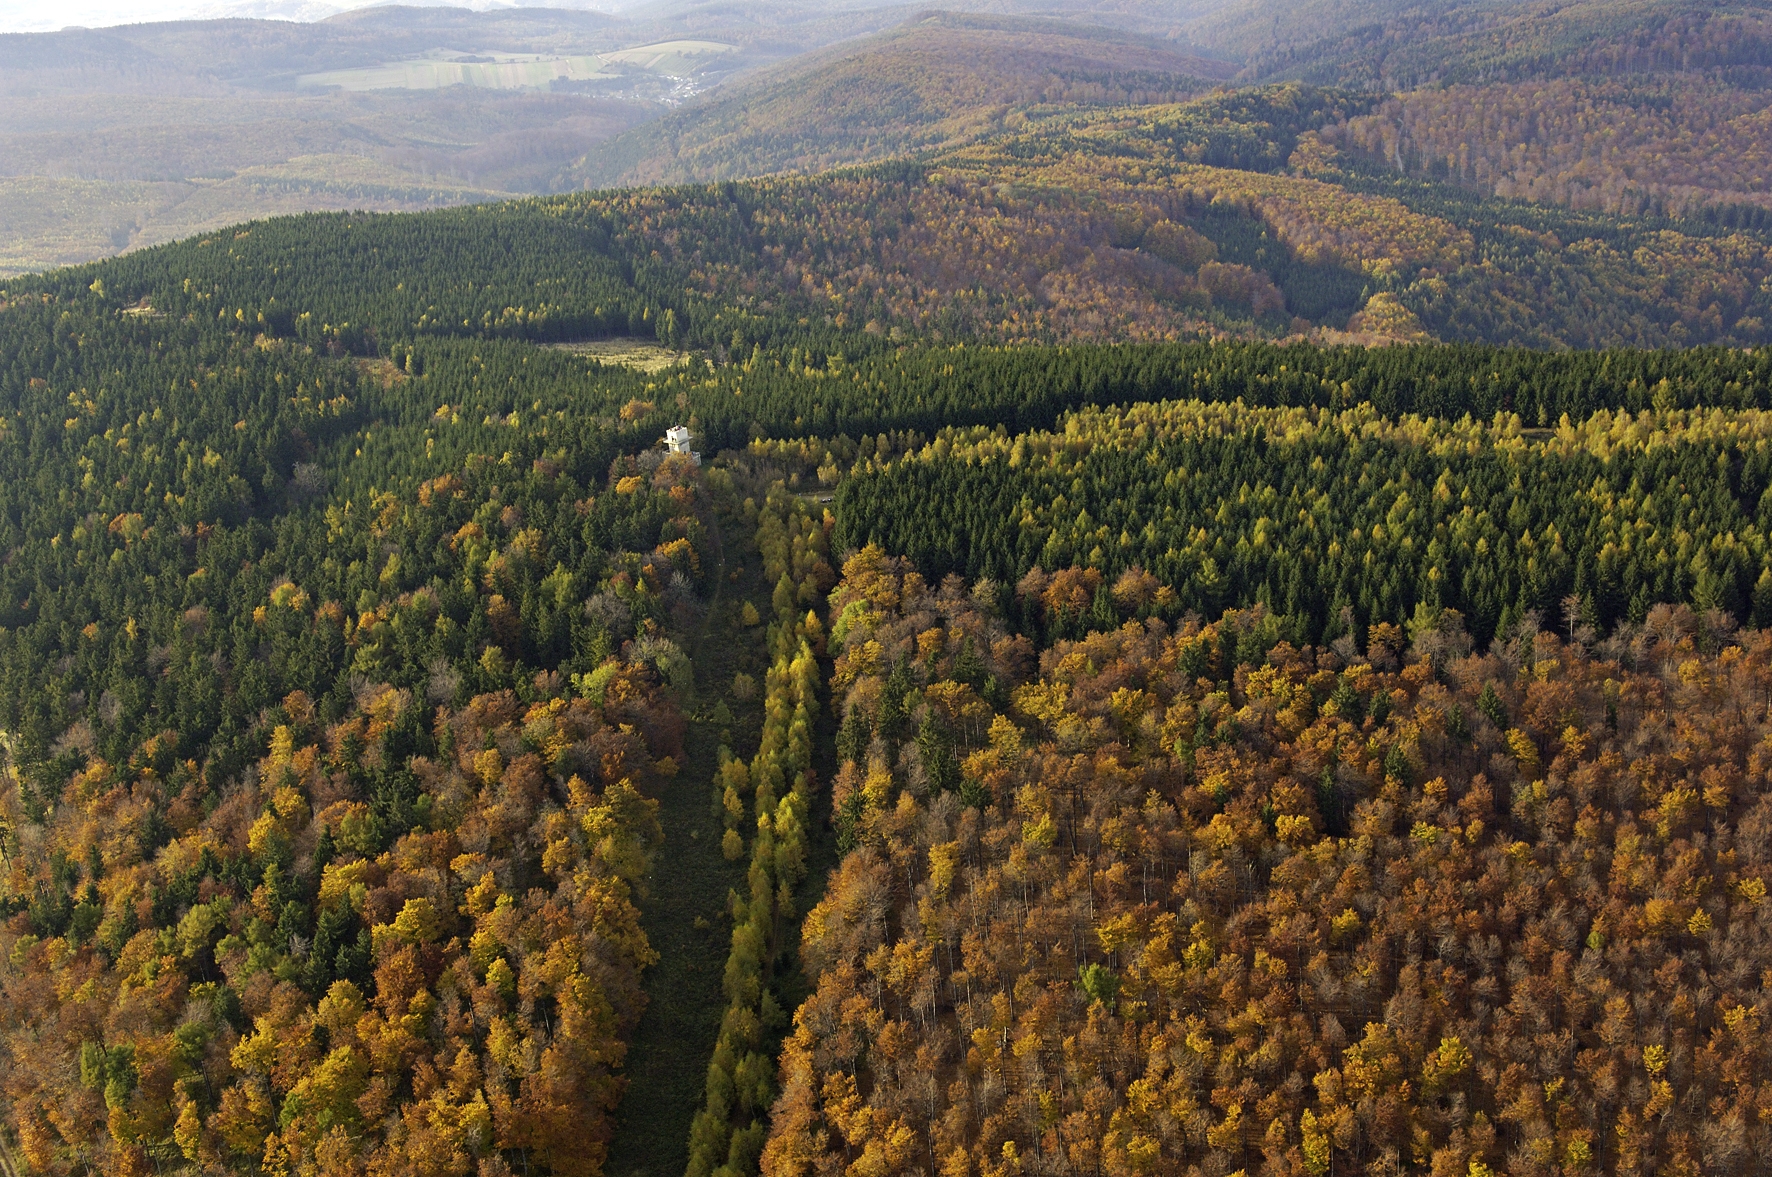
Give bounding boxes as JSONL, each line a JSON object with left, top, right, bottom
{"left": 664, "top": 424, "right": 701, "bottom": 465}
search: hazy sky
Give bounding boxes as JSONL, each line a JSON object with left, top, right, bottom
{"left": 1, "top": 0, "right": 349, "bottom": 33}
{"left": 0, "top": 0, "right": 607, "bottom": 34}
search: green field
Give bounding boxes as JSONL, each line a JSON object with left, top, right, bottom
{"left": 543, "top": 337, "right": 688, "bottom": 373}
{"left": 599, "top": 40, "right": 740, "bottom": 75}
{"left": 300, "top": 53, "right": 617, "bottom": 92}
{"left": 299, "top": 41, "right": 738, "bottom": 92}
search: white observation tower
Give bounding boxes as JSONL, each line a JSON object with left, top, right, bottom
{"left": 664, "top": 424, "right": 701, "bottom": 465}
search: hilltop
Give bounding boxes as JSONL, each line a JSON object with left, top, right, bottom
{"left": 1182, "top": 0, "right": 1772, "bottom": 221}
{"left": 563, "top": 13, "right": 1234, "bottom": 188}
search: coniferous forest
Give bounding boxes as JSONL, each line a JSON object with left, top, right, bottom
{"left": 6, "top": 75, "right": 1772, "bottom": 1177}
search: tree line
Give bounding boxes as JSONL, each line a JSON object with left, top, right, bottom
{"left": 833, "top": 401, "right": 1772, "bottom": 646}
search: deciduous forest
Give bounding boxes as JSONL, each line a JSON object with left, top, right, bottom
{"left": 771, "top": 547, "right": 1772, "bottom": 1177}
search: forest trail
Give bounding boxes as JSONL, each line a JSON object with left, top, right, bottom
{"left": 604, "top": 501, "right": 761, "bottom": 1177}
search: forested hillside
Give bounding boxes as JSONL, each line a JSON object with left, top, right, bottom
{"left": 1194, "top": 0, "right": 1772, "bottom": 89}
{"left": 546, "top": 0, "right": 1772, "bottom": 252}
{"left": 7, "top": 40, "right": 1772, "bottom": 1174}
{"left": 19, "top": 82, "right": 1768, "bottom": 353}
{"left": 767, "top": 547, "right": 1772, "bottom": 1177}
{"left": 1330, "top": 78, "right": 1772, "bottom": 220}
{"left": 1192, "top": 0, "right": 1772, "bottom": 222}
{"left": 7, "top": 0, "right": 1771, "bottom": 281}
{"left": 563, "top": 14, "right": 1231, "bottom": 190}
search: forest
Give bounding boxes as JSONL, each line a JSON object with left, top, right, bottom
{"left": 10, "top": 81, "right": 1772, "bottom": 353}
{"left": 830, "top": 400, "right": 1772, "bottom": 645}
{"left": 7, "top": 49, "right": 1772, "bottom": 1176}
{"left": 766, "top": 547, "right": 1772, "bottom": 1177}
{"left": 565, "top": 14, "right": 1232, "bottom": 191}
{"left": 1331, "top": 79, "right": 1772, "bottom": 220}
{"left": 1263, "top": 1, "right": 1772, "bottom": 226}
{"left": 6, "top": 0, "right": 1769, "bottom": 294}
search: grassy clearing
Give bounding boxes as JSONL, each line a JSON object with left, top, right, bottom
{"left": 545, "top": 337, "right": 686, "bottom": 372}
{"left": 300, "top": 53, "right": 617, "bottom": 92}
{"left": 600, "top": 41, "right": 739, "bottom": 73}
{"left": 604, "top": 497, "right": 774, "bottom": 1177}
{"left": 297, "top": 41, "right": 737, "bottom": 93}
{"left": 606, "top": 477, "right": 840, "bottom": 1176}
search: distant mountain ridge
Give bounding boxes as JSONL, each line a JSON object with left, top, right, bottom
{"left": 562, "top": 11, "right": 1234, "bottom": 188}
{"left": 555, "top": 0, "right": 1772, "bottom": 217}
{"left": 4, "top": 0, "right": 1772, "bottom": 275}
{"left": 1204, "top": 0, "right": 1772, "bottom": 87}
{"left": 0, "top": 1, "right": 889, "bottom": 275}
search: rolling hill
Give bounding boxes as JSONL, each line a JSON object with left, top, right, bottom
{"left": 562, "top": 13, "right": 1235, "bottom": 188}
{"left": 0, "top": 0, "right": 931, "bottom": 277}
{"left": 557, "top": 0, "right": 1772, "bottom": 229}
{"left": 1176, "top": 0, "right": 1766, "bottom": 86}
{"left": 6, "top": 0, "right": 1772, "bottom": 276}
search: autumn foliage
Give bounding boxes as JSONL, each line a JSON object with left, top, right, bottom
{"left": 765, "top": 546, "right": 1772, "bottom": 1177}
{"left": 687, "top": 486, "right": 834, "bottom": 1177}
{"left": 0, "top": 668, "right": 677, "bottom": 1176}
